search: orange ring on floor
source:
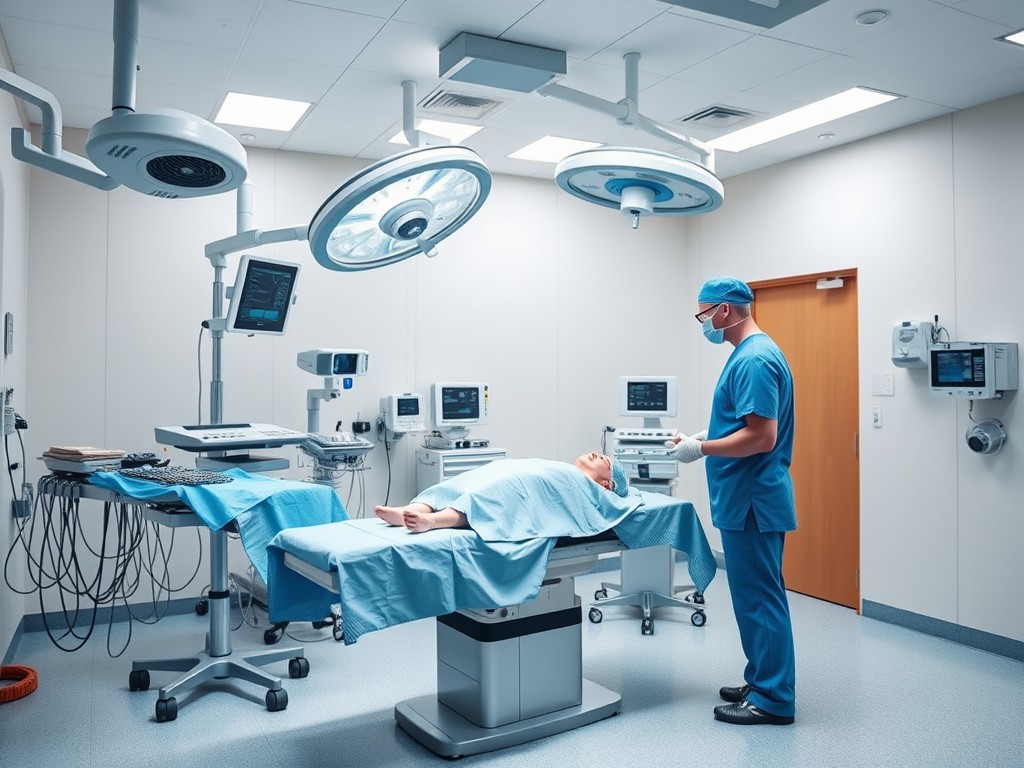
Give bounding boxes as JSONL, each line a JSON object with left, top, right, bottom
{"left": 0, "top": 665, "right": 38, "bottom": 704}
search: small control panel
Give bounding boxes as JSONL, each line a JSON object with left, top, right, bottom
{"left": 614, "top": 428, "right": 679, "bottom": 442}
{"left": 155, "top": 423, "right": 307, "bottom": 452}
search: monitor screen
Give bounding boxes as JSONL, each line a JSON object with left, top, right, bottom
{"left": 618, "top": 376, "right": 678, "bottom": 418}
{"left": 397, "top": 397, "right": 420, "bottom": 416}
{"left": 332, "top": 352, "right": 363, "bottom": 376}
{"left": 226, "top": 255, "right": 300, "bottom": 335}
{"left": 931, "top": 348, "right": 985, "bottom": 387}
{"left": 431, "top": 382, "right": 489, "bottom": 428}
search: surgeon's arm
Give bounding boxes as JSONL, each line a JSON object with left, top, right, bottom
{"left": 701, "top": 414, "right": 777, "bottom": 458}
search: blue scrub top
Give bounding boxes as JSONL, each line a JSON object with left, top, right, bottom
{"left": 706, "top": 333, "right": 796, "bottom": 532}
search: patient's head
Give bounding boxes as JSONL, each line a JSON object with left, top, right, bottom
{"left": 575, "top": 452, "right": 629, "bottom": 497}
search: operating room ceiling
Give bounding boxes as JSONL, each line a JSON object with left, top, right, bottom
{"left": 2, "top": 0, "right": 1023, "bottom": 181}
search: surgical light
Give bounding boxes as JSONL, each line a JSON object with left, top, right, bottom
{"left": 308, "top": 144, "right": 491, "bottom": 271}
{"left": 707, "top": 87, "right": 900, "bottom": 153}
{"left": 555, "top": 147, "right": 724, "bottom": 229}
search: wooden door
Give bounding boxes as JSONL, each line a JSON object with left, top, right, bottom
{"left": 750, "top": 272, "right": 860, "bottom": 609}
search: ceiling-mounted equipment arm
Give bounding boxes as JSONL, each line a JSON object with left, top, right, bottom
{"left": 204, "top": 226, "right": 308, "bottom": 268}
{"left": 0, "top": 69, "right": 119, "bottom": 190}
{"left": 538, "top": 51, "right": 715, "bottom": 171}
{"left": 401, "top": 80, "right": 446, "bottom": 147}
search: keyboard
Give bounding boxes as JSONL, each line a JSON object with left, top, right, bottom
{"left": 614, "top": 427, "right": 679, "bottom": 442}
{"left": 118, "top": 466, "right": 235, "bottom": 486}
{"left": 306, "top": 433, "right": 374, "bottom": 450}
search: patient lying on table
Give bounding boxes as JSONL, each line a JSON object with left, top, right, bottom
{"left": 375, "top": 452, "right": 631, "bottom": 533}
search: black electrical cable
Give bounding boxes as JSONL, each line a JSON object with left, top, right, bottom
{"left": 197, "top": 325, "right": 205, "bottom": 423}
{"left": 382, "top": 422, "right": 393, "bottom": 506}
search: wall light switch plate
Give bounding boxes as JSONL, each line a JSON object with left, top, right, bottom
{"left": 872, "top": 404, "right": 882, "bottom": 428}
{"left": 871, "top": 373, "right": 894, "bottom": 396}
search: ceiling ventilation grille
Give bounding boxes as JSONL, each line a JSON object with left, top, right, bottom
{"left": 677, "top": 105, "right": 756, "bottom": 129}
{"left": 419, "top": 88, "right": 508, "bottom": 120}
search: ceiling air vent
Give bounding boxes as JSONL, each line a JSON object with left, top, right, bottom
{"left": 678, "top": 105, "right": 756, "bottom": 129}
{"left": 419, "top": 88, "right": 508, "bottom": 120}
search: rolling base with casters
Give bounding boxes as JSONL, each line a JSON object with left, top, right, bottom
{"left": 590, "top": 545, "right": 707, "bottom": 634}
{"left": 127, "top": 527, "right": 309, "bottom": 721}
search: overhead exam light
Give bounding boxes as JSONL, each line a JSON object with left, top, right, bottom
{"left": 555, "top": 147, "right": 724, "bottom": 229}
{"left": 206, "top": 81, "right": 491, "bottom": 272}
{"left": 540, "top": 53, "right": 724, "bottom": 227}
{"left": 0, "top": 0, "right": 246, "bottom": 198}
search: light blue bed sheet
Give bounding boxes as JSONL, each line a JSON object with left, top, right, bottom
{"left": 267, "top": 488, "right": 716, "bottom": 645}
{"left": 89, "top": 467, "right": 347, "bottom": 581}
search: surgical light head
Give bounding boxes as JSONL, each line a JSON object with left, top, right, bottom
{"left": 296, "top": 349, "right": 369, "bottom": 377}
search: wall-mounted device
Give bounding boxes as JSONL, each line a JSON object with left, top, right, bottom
{"left": 965, "top": 419, "right": 1006, "bottom": 455}
{"left": 891, "top": 321, "right": 933, "bottom": 368}
{"left": 929, "top": 342, "right": 1018, "bottom": 399}
{"left": 296, "top": 349, "right": 369, "bottom": 377}
{"left": 381, "top": 392, "right": 426, "bottom": 434}
{"left": 225, "top": 255, "right": 300, "bottom": 336}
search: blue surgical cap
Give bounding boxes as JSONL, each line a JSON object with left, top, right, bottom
{"left": 698, "top": 276, "right": 753, "bottom": 305}
{"left": 610, "top": 459, "right": 629, "bottom": 497}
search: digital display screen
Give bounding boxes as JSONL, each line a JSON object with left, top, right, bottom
{"left": 441, "top": 386, "right": 480, "bottom": 420}
{"left": 232, "top": 259, "right": 298, "bottom": 334}
{"left": 332, "top": 353, "right": 362, "bottom": 375}
{"left": 397, "top": 397, "right": 420, "bottom": 416}
{"left": 627, "top": 381, "right": 668, "bottom": 412}
{"left": 932, "top": 349, "right": 985, "bottom": 387}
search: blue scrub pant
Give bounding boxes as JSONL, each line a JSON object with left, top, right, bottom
{"left": 720, "top": 510, "right": 796, "bottom": 717}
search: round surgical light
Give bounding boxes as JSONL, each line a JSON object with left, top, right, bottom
{"left": 554, "top": 147, "right": 724, "bottom": 227}
{"left": 308, "top": 145, "right": 492, "bottom": 271}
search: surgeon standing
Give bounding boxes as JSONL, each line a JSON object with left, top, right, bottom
{"left": 668, "top": 276, "right": 797, "bottom": 726}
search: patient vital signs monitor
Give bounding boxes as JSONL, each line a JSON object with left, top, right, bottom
{"left": 619, "top": 375, "right": 678, "bottom": 429}
{"left": 929, "top": 342, "right": 1018, "bottom": 399}
{"left": 431, "top": 382, "right": 489, "bottom": 432}
{"left": 225, "top": 255, "right": 300, "bottom": 335}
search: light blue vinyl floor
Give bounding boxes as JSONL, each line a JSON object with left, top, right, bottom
{"left": 2, "top": 563, "right": 1022, "bottom": 768}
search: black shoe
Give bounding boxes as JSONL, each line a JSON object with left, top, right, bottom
{"left": 719, "top": 683, "right": 751, "bottom": 703}
{"left": 714, "top": 700, "right": 794, "bottom": 726}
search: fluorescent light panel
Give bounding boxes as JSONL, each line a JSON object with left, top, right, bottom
{"left": 1003, "top": 29, "right": 1024, "bottom": 47}
{"left": 707, "top": 87, "right": 899, "bottom": 153}
{"left": 508, "top": 135, "right": 603, "bottom": 163}
{"left": 215, "top": 92, "right": 310, "bottom": 131}
{"left": 388, "top": 119, "right": 482, "bottom": 145}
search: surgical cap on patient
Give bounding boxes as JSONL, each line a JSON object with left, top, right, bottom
{"left": 698, "top": 276, "right": 753, "bottom": 305}
{"left": 610, "top": 459, "right": 629, "bottom": 497}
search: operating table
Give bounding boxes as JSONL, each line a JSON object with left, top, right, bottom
{"left": 268, "top": 491, "right": 716, "bottom": 758}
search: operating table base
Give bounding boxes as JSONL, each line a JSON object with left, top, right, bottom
{"left": 395, "top": 678, "right": 621, "bottom": 758}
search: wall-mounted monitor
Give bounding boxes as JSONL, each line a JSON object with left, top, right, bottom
{"left": 929, "top": 342, "right": 1018, "bottom": 400}
{"left": 225, "top": 255, "right": 300, "bottom": 335}
{"left": 618, "top": 375, "right": 678, "bottom": 419}
{"left": 431, "top": 381, "right": 489, "bottom": 431}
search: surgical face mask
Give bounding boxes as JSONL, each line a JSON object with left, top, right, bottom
{"left": 702, "top": 318, "right": 726, "bottom": 344}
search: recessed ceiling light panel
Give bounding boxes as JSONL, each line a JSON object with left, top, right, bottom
{"left": 554, "top": 147, "right": 724, "bottom": 226}
{"left": 308, "top": 145, "right": 492, "bottom": 271}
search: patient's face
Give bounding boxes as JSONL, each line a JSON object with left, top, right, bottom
{"left": 575, "top": 451, "right": 613, "bottom": 490}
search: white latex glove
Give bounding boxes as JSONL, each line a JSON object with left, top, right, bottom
{"left": 690, "top": 429, "right": 708, "bottom": 441}
{"left": 666, "top": 435, "right": 705, "bottom": 463}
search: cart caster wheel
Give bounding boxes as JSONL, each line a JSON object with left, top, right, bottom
{"left": 691, "top": 611, "right": 707, "bottom": 627}
{"left": 594, "top": 588, "right": 608, "bottom": 600}
{"left": 690, "top": 591, "right": 705, "bottom": 605}
{"left": 333, "top": 618, "right": 344, "bottom": 643}
{"left": 128, "top": 669, "right": 150, "bottom": 692}
{"left": 263, "top": 625, "right": 284, "bottom": 645}
{"left": 194, "top": 599, "right": 208, "bottom": 616}
{"left": 266, "top": 688, "right": 288, "bottom": 712}
{"left": 155, "top": 697, "right": 177, "bottom": 722}
{"left": 641, "top": 618, "right": 654, "bottom": 636}
{"left": 589, "top": 607, "right": 603, "bottom": 624}
{"left": 288, "top": 657, "right": 310, "bottom": 679}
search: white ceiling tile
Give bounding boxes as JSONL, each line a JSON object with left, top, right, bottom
{"left": 138, "top": 0, "right": 263, "bottom": 50}
{"left": 3, "top": 17, "right": 111, "bottom": 76}
{"left": 910, "top": 63, "right": 1024, "bottom": 110}
{"left": 677, "top": 35, "right": 829, "bottom": 92}
{"left": 243, "top": 0, "right": 386, "bottom": 68}
{"left": 638, "top": 76, "right": 796, "bottom": 127}
{"left": 285, "top": 0, "right": 406, "bottom": 19}
{"left": 587, "top": 12, "right": 752, "bottom": 76}
{"left": 13, "top": 64, "right": 111, "bottom": 113}
{"left": 349, "top": 20, "right": 455, "bottom": 81}
{"left": 952, "top": 0, "right": 1024, "bottom": 27}
{"left": 283, "top": 98, "right": 397, "bottom": 157}
{"left": 134, "top": 81, "right": 223, "bottom": 123}
{"left": 0, "top": 0, "right": 111, "bottom": 30}
{"left": 764, "top": 0, "right": 940, "bottom": 52}
{"left": 225, "top": 53, "right": 346, "bottom": 104}
{"left": 842, "top": 6, "right": 1008, "bottom": 69}
{"left": 394, "top": 0, "right": 546, "bottom": 36}
{"left": 134, "top": 38, "right": 237, "bottom": 90}
{"left": 504, "top": 0, "right": 667, "bottom": 59}
{"left": 317, "top": 67, "right": 406, "bottom": 110}
{"left": 748, "top": 53, "right": 914, "bottom": 104}
{"left": 556, "top": 59, "right": 665, "bottom": 103}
